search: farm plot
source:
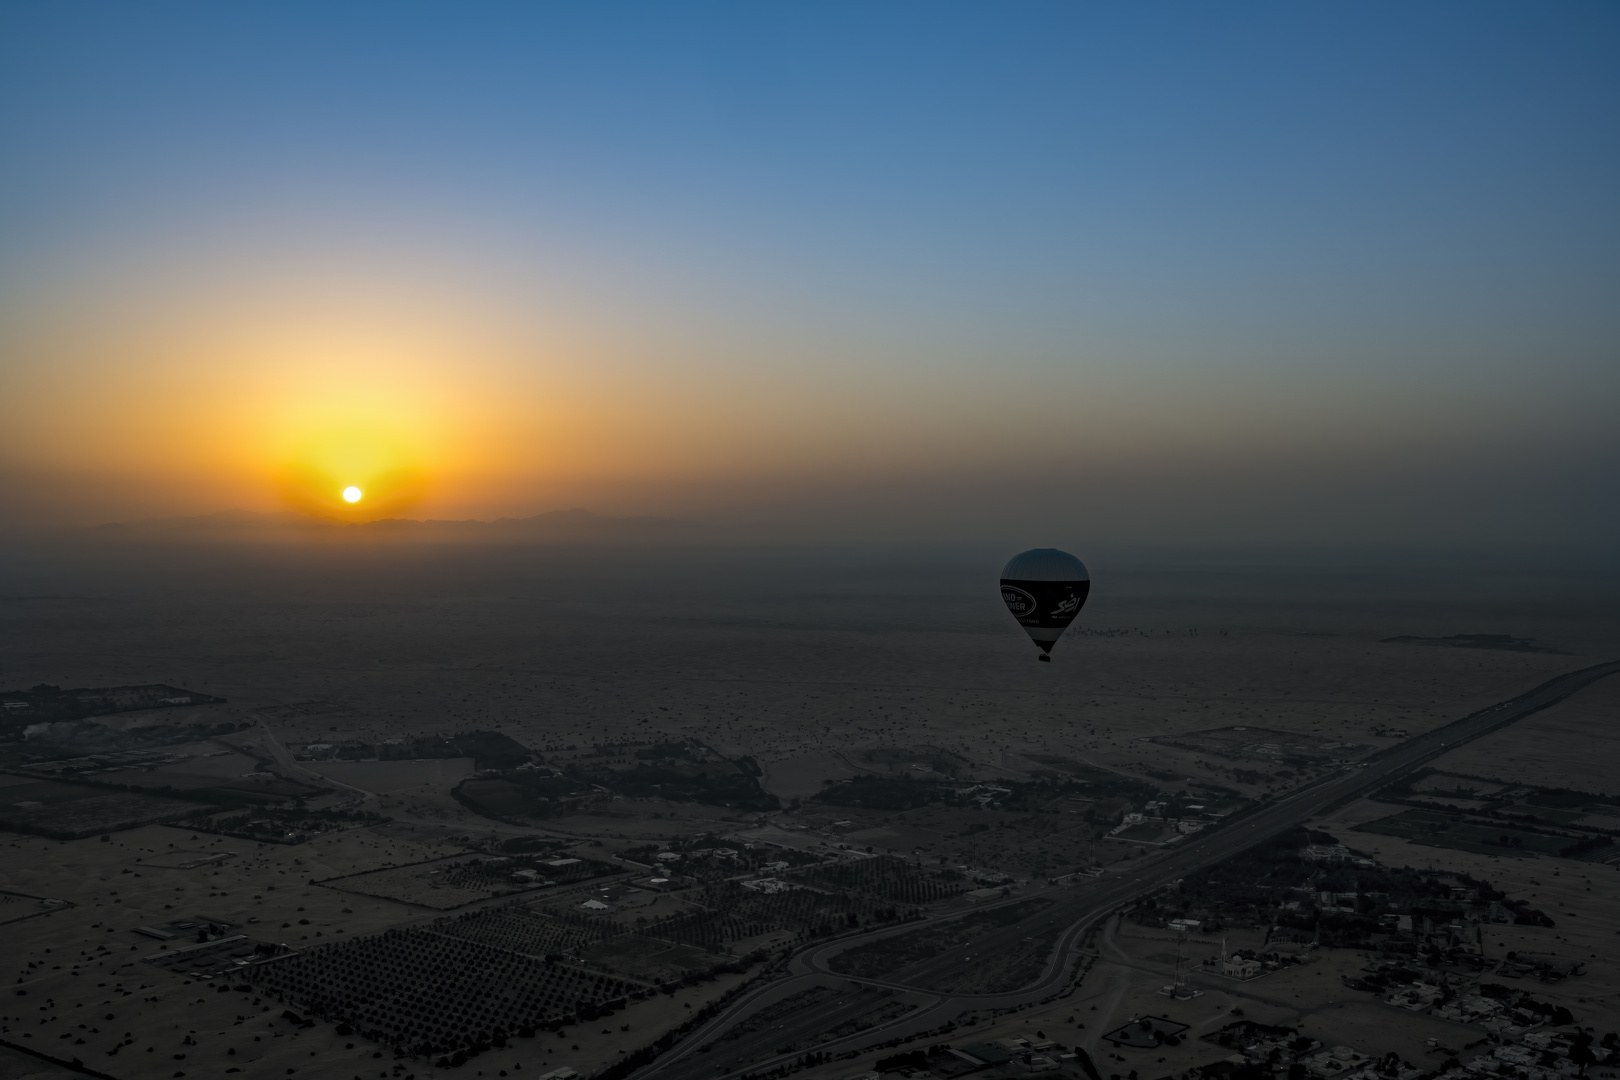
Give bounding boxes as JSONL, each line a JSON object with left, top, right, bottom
{"left": 246, "top": 927, "right": 650, "bottom": 1055}
{"left": 1353, "top": 809, "right": 1575, "bottom": 856}
{"left": 0, "top": 779, "right": 202, "bottom": 838}
{"left": 434, "top": 903, "right": 616, "bottom": 957}
{"left": 438, "top": 884, "right": 762, "bottom": 979}
{"left": 1154, "top": 726, "right": 1370, "bottom": 765}
{"left": 1496, "top": 804, "right": 1587, "bottom": 825}
{"left": 580, "top": 935, "right": 719, "bottom": 981}
{"left": 321, "top": 853, "right": 621, "bottom": 909}
{"left": 0, "top": 889, "right": 72, "bottom": 925}
{"left": 320, "top": 855, "right": 508, "bottom": 908}
{"left": 799, "top": 855, "right": 966, "bottom": 904}
{"left": 642, "top": 881, "right": 919, "bottom": 948}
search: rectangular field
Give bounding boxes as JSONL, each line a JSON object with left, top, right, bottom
{"left": 0, "top": 889, "right": 73, "bottom": 925}
{"left": 245, "top": 927, "right": 650, "bottom": 1054}
{"left": 1353, "top": 809, "right": 1574, "bottom": 857}
{"left": 1154, "top": 726, "right": 1371, "bottom": 764}
{"left": 320, "top": 853, "right": 622, "bottom": 909}
{"left": 0, "top": 779, "right": 203, "bottom": 838}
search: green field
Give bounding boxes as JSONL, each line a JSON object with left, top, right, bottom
{"left": 0, "top": 779, "right": 203, "bottom": 839}
{"left": 1497, "top": 804, "right": 1586, "bottom": 825}
{"left": 1354, "top": 809, "right": 1572, "bottom": 857}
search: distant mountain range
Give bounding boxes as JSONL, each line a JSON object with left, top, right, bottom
{"left": 88, "top": 508, "right": 699, "bottom": 543}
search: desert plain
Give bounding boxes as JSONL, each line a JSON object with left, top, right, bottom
{"left": 1, "top": 537, "right": 1617, "bottom": 1080}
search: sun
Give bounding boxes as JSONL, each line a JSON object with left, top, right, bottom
{"left": 342, "top": 486, "right": 363, "bottom": 503}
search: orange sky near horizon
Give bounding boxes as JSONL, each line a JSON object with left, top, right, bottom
{"left": 0, "top": 236, "right": 1611, "bottom": 547}
{"left": 1, "top": 5, "right": 1616, "bottom": 548}
{"left": 0, "top": 238, "right": 1259, "bottom": 526}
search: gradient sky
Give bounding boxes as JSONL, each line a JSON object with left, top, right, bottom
{"left": 1, "top": 2, "right": 1616, "bottom": 545}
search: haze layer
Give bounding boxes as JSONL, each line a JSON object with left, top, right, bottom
{"left": 2, "top": 4, "right": 1617, "bottom": 545}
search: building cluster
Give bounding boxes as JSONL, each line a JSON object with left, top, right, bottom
{"left": 1136, "top": 826, "right": 1558, "bottom": 963}
{"left": 1437, "top": 1028, "right": 1617, "bottom": 1080}
{"left": 1194, "top": 1017, "right": 1618, "bottom": 1080}
{"left": 1342, "top": 967, "right": 1576, "bottom": 1033}
{"left": 963, "top": 1034, "right": 1072, "bottom": 1073}
{"left": 621, "top": 837, "right": 820, "bottom": 884}
{"left": 1203, "top": 949, "right": 1261, "bottom": 980}
{"left": 875, "top": 1035, "right": 1082, "bottom": 1078}
{"left": 1301, "top": 844, "right": 1373, "bottom": 866}
{"left": 1106, "top": 801, "right": 1217, "bottom": 846}
{"left": 1200, "top": 1021, "right": 1422, "bottom": 1080}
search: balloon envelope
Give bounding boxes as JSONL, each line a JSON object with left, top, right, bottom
{"left": 1000, "top": 548, "right": 1090, "bottom": 656}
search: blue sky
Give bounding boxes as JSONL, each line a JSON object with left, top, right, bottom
{"left": 2, "top": 2, "right": 1617, "bottom": 543}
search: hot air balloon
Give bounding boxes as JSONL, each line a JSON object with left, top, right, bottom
{"left": 1000, "top": 548, "right": 1090, "bottom": 661}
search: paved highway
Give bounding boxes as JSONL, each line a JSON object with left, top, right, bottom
{"left": 639, "top": 660, "right": 1620, "bottom": 1080}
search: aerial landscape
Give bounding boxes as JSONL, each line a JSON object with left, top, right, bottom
{"left": 1, "top": 5, "right": 1617, "bottom": 1080}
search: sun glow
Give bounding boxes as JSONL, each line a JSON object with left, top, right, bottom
{"left": 0, "top": 239, "right": 765, "bottom": 526}
{"left": 232, "top": 304, "right": 487, "bottom": 519}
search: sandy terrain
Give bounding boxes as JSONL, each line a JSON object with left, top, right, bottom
{"left": 300, "top": 758, "right": 478, "bottom": 795}
{"left": 0, "top": 819, "right": 757, "bottom": 1080}
{"left": 1308, "top": 798, "right": 1620, "bottom": 1018}
{"left": 2, "top": 540, "right": 1615, "bottom": 1077}
{"left": 5, "top": 542, "right": 1609, "bottom": 810}
{"left": 1424, "top": 675, "right": 1620, "bottom": 795}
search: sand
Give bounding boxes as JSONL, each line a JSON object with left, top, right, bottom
{"left": 2, "top": 539, "right": 1616, "bottom": 1076}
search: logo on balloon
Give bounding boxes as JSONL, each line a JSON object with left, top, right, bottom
{"left": 1000, "top": 586, "right": 1037, "bottom": 617}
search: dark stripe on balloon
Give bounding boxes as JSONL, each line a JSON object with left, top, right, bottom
{"left": 999, "top": 578, "right": 1090, "bottom": 629}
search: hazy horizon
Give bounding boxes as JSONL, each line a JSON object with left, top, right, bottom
{"left": 3, "top": 8, "right": 1618, "bottom": 1073}
{"left": 3, "top": 3, "right": 1617, "bottom": 547}
{"left": 10, "top": 503, "right": 1620, "bottom": 569}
